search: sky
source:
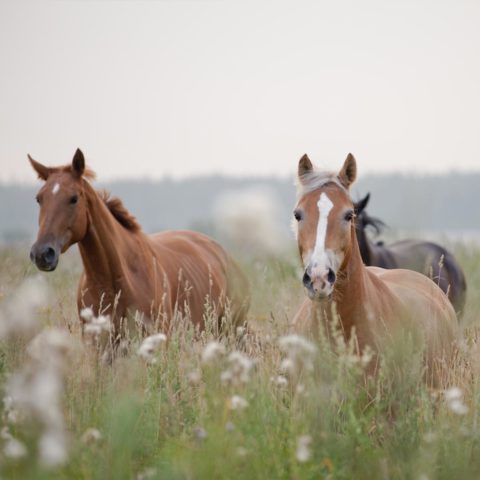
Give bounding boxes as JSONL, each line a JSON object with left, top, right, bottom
{"left": 1, "top": 0, "right": 480, "bottom": 183}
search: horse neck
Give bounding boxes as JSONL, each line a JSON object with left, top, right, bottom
{"left": 325, "top": 226, "right": 369, "bottom": 335}
{"left": 78, "top": 182, "right": 146, "bottom": 288}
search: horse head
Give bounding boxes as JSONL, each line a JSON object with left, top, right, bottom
{"left": 293, "top": 153, "right": 357, "bottom": 300}
{"left": 29, "top": 149, "right": 92, "bottom": 271}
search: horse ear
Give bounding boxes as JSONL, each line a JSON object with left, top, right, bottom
{"left": 72, "top": 148, "right": 85, "bottom": 177}
{"left": 355, "top": 192, "right": 370, "bottom": 215}
{"left": 28, "top": 154, "right": 51, "bottom": 181}
{"left": 338, "top": 153, "right": 357, "bottom": 189}
{"left": 298, "top": 154, "right": 313, "bottom": 183}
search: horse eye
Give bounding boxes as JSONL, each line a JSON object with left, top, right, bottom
{"left": 70, "top": 195, "right": 79, "bottom": 205}
{"left": 293, "top": 210, "right": 303, "bottom": 222}
{"left": 344, "top": 210, "right": 354, "bottom": 222}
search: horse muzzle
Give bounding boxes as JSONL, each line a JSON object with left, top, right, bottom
{"left": 30, "top": 242, "right": 60, "bottom": 272}
{"left": 303, "top": 266, "right": 336, "bottom": 300}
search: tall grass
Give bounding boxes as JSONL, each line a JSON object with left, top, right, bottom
{"left": 0, "top": 243, "right": 479, "bottom": 479}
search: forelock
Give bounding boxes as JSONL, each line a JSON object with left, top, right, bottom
{"left": 296, "top": 170, "right": 348, "bottom": 198}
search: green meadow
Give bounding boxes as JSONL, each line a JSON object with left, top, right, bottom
{"left": 0, "top": 242, "right": 479, "bottom": 480}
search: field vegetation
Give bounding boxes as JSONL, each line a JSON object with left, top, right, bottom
{"left": 0, "top": 241, "right": 479, "bottom": 479}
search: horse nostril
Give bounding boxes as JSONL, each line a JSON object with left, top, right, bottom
{"left": 303, "top": 271, "right": 312, "bottom": 288}
{"left": 43, "top": 247, "right": 56, "bottom": 264}
{"left": 327, "top": 268, "right": 336, "bottom": 285}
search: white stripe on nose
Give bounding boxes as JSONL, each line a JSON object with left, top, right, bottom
{"left": 311, "top": 192, "right": 333, "bottom": 268}
{"left": 52, "top": 182, "right": 60, "bottom": 195}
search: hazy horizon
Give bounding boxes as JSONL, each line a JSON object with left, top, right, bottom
{"left": 2, "top": 0, "right": 480, "bottom": 183}
{"left": 3, "top": 165, "right": 480, "bottom": 187}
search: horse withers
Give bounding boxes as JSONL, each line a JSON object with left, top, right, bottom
{"left": 29, "top": 149, "right": 249, "bottom": 338}
{"left": 291, "top": 153, "right": 457, "bottom": 385}
{"left": 354, "top": 193, "right": 467, "bottom": 316}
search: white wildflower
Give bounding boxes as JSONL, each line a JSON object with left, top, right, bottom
{"left": 3, "top": 436, "right": 27, "bottom": 459}
{"left": 345, "top": 354, "right": 359, "bottom": 367}
{"left": 80, "top": 307, "right": 94, "bottom": 322}
{"left": 8, "top": 365, "right": 64, "bottom": 429}
{"left": 236, "top": 446, "right": 248, "bottom": 457}
{"left": 1, "top": 426, "right": 11, "bottom": 440}
{"left": 296, "top": 435, "right": 312, "bottom": 463}
{"left": 271, "top": 375, "right": 288, "bottom": 387}
{"left": 229, "top": 395, "right": 249, "bottom": 411}
{"left": 444, "top": 386, "right": 469, "bottom": 415}
{"left": 81, "top": 428, "right": 102, "bottom": 445}
{"left": 0, "top": 275, "right": 49, "bottom": 337}
{"left": 445, "top": 387, "right": 462, "bottom": 402}
{"left": 137, "top": 333, "right": 167, "bottom": 363}
{"left": 221, "top": 351, "right": 254, "bottom": 386}
{"left": 236, "top": 326, "right": 246, "bottom": 337}
{"left": 280, "top": 358, "right": 296, "bottom": 375}
{"left": 360, "top": 346, "right": 374, "bottom": 368}
{"left": 193, "top": 426, "right": 208, "bottom": 442}
{"left": 3, "top": 396, "right": 19, "bottom": 424}
{"left": 6, "top": 328, "right": 72, "bottom": 468}
{"left": 278, "top": 335, "right": 316, "bottom": 374}
{"left": 220, "top": 370, "right": 233, "bottom": 384}
{"left": 39, "top": 429, "right": 68, "bottom": 467}
{"left": 278, "top": 335, "right": 316, "bottom": 358}
{"left": 296, "top": 383, "right": 307, "bottom": 396}
{"left": 83, "top": 314, "right": 111, "bottom": 337}
{"left": 137, "top": 468, "right": 157, "bottom": 480}
{"left": 201, "top": 341, "right": 225, "bottom": 364}
{"left": 3, "top": 395, "right": 13, "bottom": 411}
{"left": 27, "top": 328, "right": 74, "bottom": 368}
{"left": 188, "top": 370, "right": 202, "bottom": 386}
{"left": 225, "top": 421, "right": 235, "bottom": 432}
{"left": 448, "top": 399, "right": 469, "bottom": 415}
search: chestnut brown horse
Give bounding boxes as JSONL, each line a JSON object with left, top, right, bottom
{"left": 353, "top": 193, "right": 467, "bottom": 316}
{"left": 29, "top": 149, "right": 249, "bottom": 338}
{"left": 292, "top": 153, "right": 457, "bottom": 384}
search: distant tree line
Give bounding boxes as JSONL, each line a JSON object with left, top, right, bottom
{"left": 1, "top": 172, "right": 479, "bottom": 244}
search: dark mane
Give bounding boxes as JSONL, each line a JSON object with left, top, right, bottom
{"left": 99, "top": 190, "right": 141, "bottom": 232}
{"left": 359, "top": 211, "right": 386, "bottom": 236}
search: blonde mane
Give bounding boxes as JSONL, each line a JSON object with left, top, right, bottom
{"left": 296, "top": 169, "right": 348, "bottom": 198}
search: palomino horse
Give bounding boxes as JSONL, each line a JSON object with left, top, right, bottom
{"left": 29, "top": 149, "right": 249, "bottom": 338}
{"left": 354, "top": 193, "right": 467, "bottom": 316}
{"left": 292, "top": 154, "right": 457, "bottom": 383}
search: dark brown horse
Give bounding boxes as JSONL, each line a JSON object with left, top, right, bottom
{"left": 29, "top": 149, "right": 249, "bottom": 338}
{"left": 354, "top": 193, "right": 467, "bottom": 316}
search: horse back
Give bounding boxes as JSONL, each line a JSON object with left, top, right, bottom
{"left": 387, "top": 240, "right": 467, "bottom": 315}
{"left": 149, "top": 230, "right": 249, "bottom": 328}
{"left": 367, "top": 266, "right": 457, "bottom": 356}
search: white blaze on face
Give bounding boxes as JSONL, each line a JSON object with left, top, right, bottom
{"left": 310, "top": 192, "right": 334, "bottom": 270}
{"left": 52, "top": 182, "right": 60, "bottom": 195}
